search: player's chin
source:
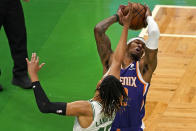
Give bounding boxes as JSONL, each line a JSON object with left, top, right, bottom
{"left": 135, "top": 50, "right": 143, "bottom": 57}
{"left": 131, "top": 53, "right": 141, "bottom": 61}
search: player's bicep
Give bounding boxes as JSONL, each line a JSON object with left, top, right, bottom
{"left": 142, "top": 47, "right": 158, "bottom": 72}
{"left": 66, "top": 101, "right": 92, "bottom": 117}
{"left": 139, "top": 49, "right": 157, "bottom": 83}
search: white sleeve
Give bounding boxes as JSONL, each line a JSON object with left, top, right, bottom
{"left": 145, "top": 16, "right": 160, "bottom": 49}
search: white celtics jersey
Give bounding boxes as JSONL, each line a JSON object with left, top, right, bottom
{"left": 73, "top": 100, "right": 114, "bottom": 131}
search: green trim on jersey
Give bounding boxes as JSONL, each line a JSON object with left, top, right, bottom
{"left": 90, "top": 102, "right": 95, "bottom": 120}
{"left": 94, "top": 101, "right": 102, "bottom": 108}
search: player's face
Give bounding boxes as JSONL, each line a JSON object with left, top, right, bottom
{"left": 127, "top": 40, "right": 145, "bottom": 60}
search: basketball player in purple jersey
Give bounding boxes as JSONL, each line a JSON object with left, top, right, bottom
{"left": 94, "top": 5, "right": 160, "bottom": 131}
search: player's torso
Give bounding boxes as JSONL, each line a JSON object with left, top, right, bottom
{"left": 111, "top": 61, "right": 150, "bottom": 130}
{"left": 73, "top": 100, "right": 114, "bottom": 131}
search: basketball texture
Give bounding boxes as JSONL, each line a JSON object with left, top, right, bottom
{"left": 121, "top": 3, "right": 146, "bottom": 30}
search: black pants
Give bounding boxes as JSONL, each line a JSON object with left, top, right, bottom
{"left": 0, "top": 0, "right": 28, "bottom": 77}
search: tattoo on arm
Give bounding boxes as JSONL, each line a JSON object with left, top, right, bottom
{"left": 94, "top": 15, "right": 118, "bottom": 72}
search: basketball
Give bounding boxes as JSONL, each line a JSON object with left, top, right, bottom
{"left": 120, "top": 3, "right": 146, "bottom": 30}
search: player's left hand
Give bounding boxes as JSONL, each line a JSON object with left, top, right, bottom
{"left": 26, "top": 53, "right": 45, "bottom": 78}
{"left": 144, "top": 5, "right": 152, "bottom": 27}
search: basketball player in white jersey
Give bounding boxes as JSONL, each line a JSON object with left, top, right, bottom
{"left": 26, "top": 3, "right": 134, "bottom": 131}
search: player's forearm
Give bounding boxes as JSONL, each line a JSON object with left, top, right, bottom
{"left": 143, "top": 16, "right": 159, "bottom": 71}
{"left": 32, "top": 81, "right": 67, "bottom": 115}
{"left": 108, "top": 25, "right": 128, "bottom": 79}
{"left": 29, "top": 73, "right": 39, "bottom": 82}
{"left": 94, "top": 15, "right": 118, "bottom": 34}
{"left": 146, "top": 16, "right": 160, "bottom": 49}
{"left": 113, "top": 26, "right": 128, "bottom": 64}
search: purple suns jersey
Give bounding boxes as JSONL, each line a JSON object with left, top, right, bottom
{"left": 111, "top": 61, "right": 150, "bottom": 131}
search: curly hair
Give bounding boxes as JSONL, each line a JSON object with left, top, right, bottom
{"left": 98, "top": 75, "right": 128, "bottom": 118}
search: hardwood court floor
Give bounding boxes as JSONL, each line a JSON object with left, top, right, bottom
{"left": 140, "top": 5, "right": 196, "bottom": 131}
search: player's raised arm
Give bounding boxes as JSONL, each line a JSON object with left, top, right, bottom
{"left": 108, "top": 3, "right": 133, "bottom": 79}
{"left": 26, "top": 53, "right": 92, "bottom": 117}
{"left": 140, "top": 5, "right": 160, "bottom": 82}
{"left": 94, "top": 5, "right": 126, "bottom": 74}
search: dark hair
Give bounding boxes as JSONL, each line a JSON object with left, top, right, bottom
{"left": 98, "top": 75, "right": 127, "bottom": 118}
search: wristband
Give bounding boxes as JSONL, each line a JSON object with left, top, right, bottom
{"left": 114, "top": 14, "right": 119, "bottom": 21}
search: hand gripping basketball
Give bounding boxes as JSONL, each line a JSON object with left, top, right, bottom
{"left": 117, "top": 2, "right": 147, "bottom": 30}
{"left": 121, "top": 2, "right": 134, "bottom": 28}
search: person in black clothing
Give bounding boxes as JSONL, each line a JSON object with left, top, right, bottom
{"left": 0, "top": 0, "right": 31, "bottom": 91}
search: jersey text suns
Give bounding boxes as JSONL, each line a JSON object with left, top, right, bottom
{"left": 120, "top": 77, "right": 137, "bottom": 87}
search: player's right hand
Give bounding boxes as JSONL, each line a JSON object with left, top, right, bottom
{"left": 26, "top": 53, "right": 45, "bottom": 79}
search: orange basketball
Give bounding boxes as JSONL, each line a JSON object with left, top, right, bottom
{"left": 121, "top": 3, "right": 146, "bottom": 30}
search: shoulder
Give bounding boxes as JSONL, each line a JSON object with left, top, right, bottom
{"left": 89, "top": 100, "right": 102, "bottom": 111}
{"left": 67, "top": 100, "right": 93, "bottom": 117}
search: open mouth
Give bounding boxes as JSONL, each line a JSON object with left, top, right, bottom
{"left": 136, "top": 47, "right": 141, "bottom": 53}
